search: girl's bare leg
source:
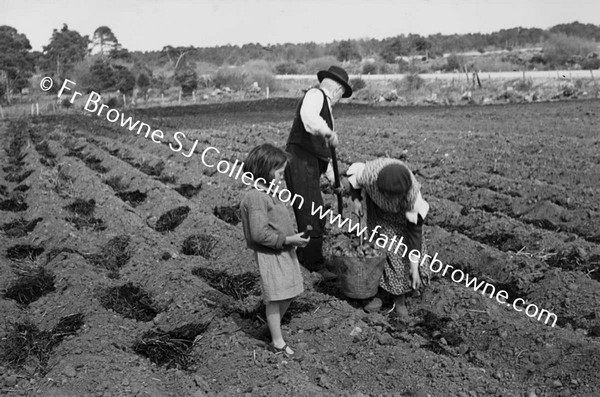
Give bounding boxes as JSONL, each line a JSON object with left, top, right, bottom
{"left": 266, "top": 300, "right": 294, "bottom": 354}
{"left": 280, "top": 298, "right": 292, "bottom": 318}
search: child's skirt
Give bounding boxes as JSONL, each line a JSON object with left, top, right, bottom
{"left": 255, "top": 249, "right": 304, "bottom": 302}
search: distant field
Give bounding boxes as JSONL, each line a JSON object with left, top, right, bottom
{"left": 277, "top": 69, "right": 599, "bottom": 81}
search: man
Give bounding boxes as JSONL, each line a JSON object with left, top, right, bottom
{"left": 284, "top": 65, "right": 352, "bottom": 272}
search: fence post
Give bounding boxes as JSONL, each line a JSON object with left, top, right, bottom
{"left": 266, "top": 86, "right": 270, "bottom": 99}
{"left": 591, "top": 70, "right": 599, "bottom": 95}
{"left": 0, "top": 105, "right": 4, "bottom": 119}
{"left": 36, "top": 103, "right": 39, "bottom": 116}
{"left": 123, "top": 94, "right": 127, "bottom": 107}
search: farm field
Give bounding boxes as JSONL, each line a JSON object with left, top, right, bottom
{"left": 1, "top": 98, "right": 599, "bottom": 397}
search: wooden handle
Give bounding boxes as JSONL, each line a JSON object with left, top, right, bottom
{"left": 330, "top": 147, "right": 343, "bottom": 215}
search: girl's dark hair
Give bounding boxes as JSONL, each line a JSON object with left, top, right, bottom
{"left": 243, "top": 143, "right": 291, "bottom": 182}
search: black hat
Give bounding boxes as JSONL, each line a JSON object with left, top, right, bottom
{"left": 317, "top": 65, "right": 352, "bottom": 98}
{"left": 377, "top": 163, "right": 412, "bottom": 196}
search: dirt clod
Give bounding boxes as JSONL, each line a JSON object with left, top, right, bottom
{"left": 0, "top": 196, "right": 28, "bottom": 212}
{"left": 6, "top": 170, "right": 34, "bottom": 183}
{"left": 116, "top": 190, "right": 147, "bottom": 207}
{"left": 192, "top": 267, "right": 260, "bottom": 301}
{"left": 132, "top": 321, "right": 211, "bottom": 369}
{"left": 1, "top": 217, "right": 43, "bottom": 238}
{"left": 213, "top": 205, "right": 241, "bottom": 225}
{"left": 182, "top": 234, "right": 217, "bottom": 257}
{"left": 137, "top": 160, "right": 165, "bottom": 176}
{"left": 4, "top": 267, "right": 55, "bottom": 305}
{"left": 88, "top": 235, "right": 133, "bottom": 273}
{"left": 174, "top": 183, "right": 202, "bottom": 198}
{"left": 155, "top": 206, "right": 191, "bottom": 232}
{"left": 104, "top": 176, "right": 129, "bottom": 192}
{"left": 64, "top": 198, "right": 96, "bottom": 217}
{"left": 83, "top": 155, "right": 109, "bottom": 173}
{"left": 0, "top": 313, "right": 84, "bottom": 370}
{"left": 6, "top": 244, "right": 45, "bottom": 261}
{"left": 99, "top": 282, "right": 159, "bottom": 321}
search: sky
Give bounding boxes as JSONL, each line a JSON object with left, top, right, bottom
{"left": 2, "top": 0, "right": 600, "bottom": 52}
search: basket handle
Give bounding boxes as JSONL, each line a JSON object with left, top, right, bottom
{"left": 352, "top": 213, "right": 363, "bottom": 247}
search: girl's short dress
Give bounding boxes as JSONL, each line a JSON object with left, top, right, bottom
{"left": 255, "top": 249, "right": 303, "bottom": 302}
{"left": 240, "top": 188, "right": 304, "bottom": 302}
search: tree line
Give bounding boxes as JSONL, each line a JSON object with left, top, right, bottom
{"left": 0, "top": 21, "right": 599, "bottom": 104}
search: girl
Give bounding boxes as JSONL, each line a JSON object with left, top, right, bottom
{"left": 343, "top": 158, "right": 431, "bottom": 319}
{"left": 240, "top": 143, "right": 309, "bottom": 356}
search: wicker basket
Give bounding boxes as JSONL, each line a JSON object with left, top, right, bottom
{"left": 332, "top": 254, "right": 386, "bottom": 299}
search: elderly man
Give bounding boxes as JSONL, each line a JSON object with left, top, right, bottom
{"left": 284, "top": 65, "right": 352, "bottom": 273}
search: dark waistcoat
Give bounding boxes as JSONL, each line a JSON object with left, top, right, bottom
{"left": 286, "top": 88, "right": 333, "bottom": 161}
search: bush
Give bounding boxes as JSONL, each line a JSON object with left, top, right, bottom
{"left": 543, "top": 33, "right": 597, "bottom": 68}
{"left": 275, "top": 62, "right": 300, "bottom": 75}
{"left": 246, "top": 69, "right": 278, "bottom": 91}
{"left": 194, "top": 61, "right": 218, "bottom": 76}
{"left": 87, "top": 59, "right": 116, "bottom": 92}
{"left": 213, "top": 63, "right": 278, "bottom": 92}
{"left": 581, "top": 57, "right": 600, "bottom": 70}
{"left": 396, "top": 59, "right": 412, "bottom": 73}
{"left": 303, "top": 56, "right": 340, "bottom": 74}
{"left": 397, "top": 74, "right": 424, "bottom": 91}
{"left": 350, "top": 78, "right": 366, "bottom": 91}
{"left": 514, "top": 78, "right": 534, "bottom": 92}
{"left": 106, "top": 96, "right": 123, "bottom": 108}
{"left": 243, "top": 60, "right": 278, "bottom": 90}
{"left": 362, "top": 62, "right": 378, "bottom": 74}
{"left": 444, "top": 54, "right": 465, "bottom": 72}
{"left": 361, "top": 61, "right": 392, "bottom": 75}
{"left": 151, "top": 72, "right": 172, "bottom": 95}
{"left": 136, "top": 73, "right": 150, "bottom": 92}
{"left": 213, "top": 67, "right": 246, "bottom": 90}
{"left": 530, "top": 54, "right": 547, "bottom": 65}
{"left": 114, "top": 66, "right": 136, "bottom": 95}
{"left": 174, "top": 66, "right": 198, "bottom": 94}
{"left": 379, "top": 63, "right": 392, "bottom": 74}
{"left": 472, "top": 57, "right": 517, "bottom": 72}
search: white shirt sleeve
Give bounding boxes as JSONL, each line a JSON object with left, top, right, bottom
{"left": 346, "top": 162, "right": 365, "bottom": 189}
{"left": 300, "top": 89, "right": 332, "bottom": 136}
{"left": 406, "top": 192, "right": 430, "bottom": 223}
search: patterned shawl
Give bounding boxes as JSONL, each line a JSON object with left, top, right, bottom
{"left": 348, "top": 157, "right": 429, "bottom": 223}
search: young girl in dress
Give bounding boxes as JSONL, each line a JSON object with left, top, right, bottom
{"left": 240, "top": 143, "right": 309, "bottom": 356}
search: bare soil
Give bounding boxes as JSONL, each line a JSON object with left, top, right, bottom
{"left": 1, "top": 98, "right": 599, "bottom": 397}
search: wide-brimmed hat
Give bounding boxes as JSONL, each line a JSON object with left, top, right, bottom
{"left": 317, "top": 66, "right": 352, "bottom": 98}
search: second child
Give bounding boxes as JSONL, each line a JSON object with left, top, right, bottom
{"left": 239, "top": 143, "right": 309, "bottom": 356}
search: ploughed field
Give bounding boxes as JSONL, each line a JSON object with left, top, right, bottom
{"left": 0, "top": 98, "right": 599, "bottom": 397}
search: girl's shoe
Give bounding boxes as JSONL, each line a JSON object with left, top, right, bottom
{"left": 271, "top": 343, "right": 294, "bottom": 356}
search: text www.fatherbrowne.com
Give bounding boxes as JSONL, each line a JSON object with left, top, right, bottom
{"left": 310, "top": 205, "right": 558, "bottom": 328}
